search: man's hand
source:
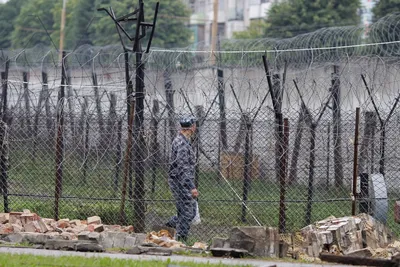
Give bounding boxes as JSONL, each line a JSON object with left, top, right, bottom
{"left": 191, "top": 188, "right": 199, "bottom": 198}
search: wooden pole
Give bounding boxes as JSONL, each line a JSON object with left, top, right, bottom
{"left": 352, "top": 107, "right": 360, "bottom": 215}
{"left": 211, "top": 0, "right": 219, "bottom": 65}
{"left": 59, "top": 0, "right": 67, "bottom": 62}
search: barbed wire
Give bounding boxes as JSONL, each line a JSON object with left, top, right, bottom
{"left": 0, "top": 13, "right": 399, "bottom": 241}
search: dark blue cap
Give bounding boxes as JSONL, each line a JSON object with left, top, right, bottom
{"left": 179, "top": 115, "right": 197, "bottom": 128}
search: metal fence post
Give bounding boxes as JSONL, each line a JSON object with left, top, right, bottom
{"left": 0, "top": 59, "right": 9, "bottom": 213}
{"left": 54, "top": 51, "right": 67, "bottom": 221}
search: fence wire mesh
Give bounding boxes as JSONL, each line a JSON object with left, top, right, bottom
{"left": 1, "top": 13, "right": 400, "bottom": 242}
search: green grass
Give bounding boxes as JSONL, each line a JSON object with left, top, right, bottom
{"left": 0, "top": 253, "right": 254, "bottom": 267}
{"left": 5, "top": 145, "right": 400, "bottom": 241}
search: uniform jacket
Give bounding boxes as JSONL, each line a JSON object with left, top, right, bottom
{"left": 168, "top": 133, "right": 196, "bottom": 200}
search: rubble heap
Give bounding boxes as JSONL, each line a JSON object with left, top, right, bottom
{"left": 284, "top": 213, "right": 398, "bottom": 260}
{"left": 0, "top": 210, "right": 134, "bottom": 237}
{"left": 144, "top": 230, "right": 207, "bottom": 250}
{"left": 0, "top": 209, "right": 208, "bottom": 255}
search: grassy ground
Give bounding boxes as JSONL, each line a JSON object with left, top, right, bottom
{"left": 0, "top": 253, "right": 254, "bottom": 267}
{"left": 4, "top": 146, "right": 400, "bottom": 241}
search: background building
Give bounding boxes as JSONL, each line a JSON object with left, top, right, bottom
{"left": 185, "top": 0, "right": 380, "bottom": 47}
{"left": 185, "top": 0, "right": 279, "bottom": 47}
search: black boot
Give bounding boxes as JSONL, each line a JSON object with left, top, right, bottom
{"left": 165, "top": 222, "right": 175, "bottom": 228}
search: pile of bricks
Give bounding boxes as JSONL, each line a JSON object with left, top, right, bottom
{"left": 288, "top": 213, "right": 397, "bottom": 259}
{"left": 0, "top": 209, "right": 134, "bottom": 240}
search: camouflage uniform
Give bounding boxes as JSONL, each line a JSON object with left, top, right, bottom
{"left": 166, "top": 133, "right": 196, "bottom": 240}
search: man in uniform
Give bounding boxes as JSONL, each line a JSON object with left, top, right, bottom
{"left": 165, "top": 115, "right": 199, "bottom": 242}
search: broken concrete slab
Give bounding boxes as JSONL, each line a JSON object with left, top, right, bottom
{"left": 44, "top": 232, "right": 61, "bottom": 239}
{"left": 228, "top": 226, "right": 279, "bottom": 257}
{"left": 44, "top": 239, "right": 104, "bottom": 252}
{"left": 44, "top": 240, "right": 77, "bottom": 250}
{"left": 211, "top": 237, "right": 228, "bottom": 249}
{"left": 124, "top": 236, "right": 137, "bottom": 248}
{"left": 5, "top": 233, "right": 24, "bottom": 243}
{"left": 98, "top": 232, "right": 146, "bottom": 250}
{"left": 77, "top": 231, "right": 91, "bottom": 241}
{"left": 75, "top": 241, "right": 104, "bottom": 252}
{"left": 88, "top": 232, "right": 100, "bottom": 241}
{"left": 21, "top": 233, "right": 50, "bottom": 245}
{"left": 110, "top": 232, "right": 129, "bottom": 248}
{"left": 126, "top": 245, "right": 173, "bottom": 256}
{"left": 134, "top": 233, "right": 146, "bottom": 246}
{"left": 87, "top": 216, "right": 101, "bottom": 225}
{"left": 60, "top": 232, "right": 75, "bottom": 240}
{"left": 345, "top": 248, "right": 374, "bottom": 257}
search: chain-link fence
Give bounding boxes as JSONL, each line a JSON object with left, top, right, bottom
{"left": 1, "top": 14, "right": 400, "bottom": 242}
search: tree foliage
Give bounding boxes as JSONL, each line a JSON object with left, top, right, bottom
{"left": 232, "top": 0, "right": 361, "bottom": 39}
{"left": 233, "top": 20, "right": 268, "bottom": 39}
{"left": 93, "top": 0, "right": 191, "bottom": 48}
{"left": 264, "top": 0, "right": 361, "bottom": 38}
{"left": 0, "top": 0, "right": 24, "bottom": 48}
{"left": 11, "top": 0, "right": 57, "bottom": 48}
{"left": 0, "top": 0, "right": 191, "bottom": 50}
{"left": 372, "top": 0, "right": 400, "bottom": 21}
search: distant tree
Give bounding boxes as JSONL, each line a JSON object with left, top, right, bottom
{"left": 11, "top": 0, "right": 57, "bottom": 48}
{"left": 93, "top": 0, "right": 191, "bottom": 48}
{"left": 0, "top": 0, "right": 25, "bottom": 48}
{"left": 265, "top": 0, "right": 361, "bottom": 38}
{"left": 233, "top": 20, "right": 268, "bottom": 39}
{"left": 372, "top": 0, "right": 400, "bottom": 21}
{"left": 148, "top": 0, "right": 192, "bottom": 48}
{"left": 68, "top": 0, "right": 97, "bottom": 49}
{"left": 228, "top": 0, "right": 360, "bottom": 39}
